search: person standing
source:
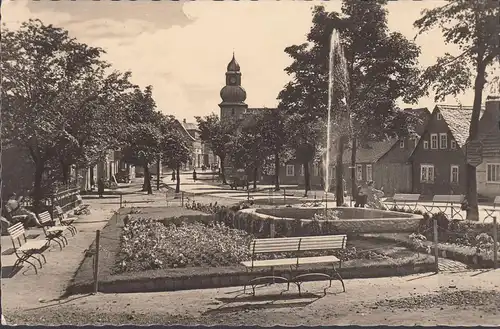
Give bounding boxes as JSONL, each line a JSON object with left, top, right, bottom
{"left": 192, "top": 169, "right": 197, "bottom": 182}
{"left": 97, "top": 177, "right": 105, "bottom": 198}
{"left": 366, "top": 181, "right": 384, "bottom": 209}
{"left": 171, "top": 170, "right": 176, "bottom": 181}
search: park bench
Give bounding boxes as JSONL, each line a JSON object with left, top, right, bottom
{"left": 422, "top": 194, "right": 465, "bottom": 220}
{"left": 241, "top": 235, "right": 347, "bottom": 296}
{"left": 387, "top": 193, "right": 421, "bottom": 212}
{"left": 53, "top": 205, "right": 78, "bottom": 236}
{"left": 7, "top": 222, "right": 49, "bottom": 275}
{"left": 74, "top": 194, "right": 90, "bottom": 212}
{"left": 37, "top": 211, "right": 70, "bottom": 250}
{"left": 484, "top": 196, "right": 500, "bottom": 222}
{"left": 229, "top": 177, "right": 248, "bottom": 190}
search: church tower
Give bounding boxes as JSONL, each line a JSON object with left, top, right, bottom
{"left": 219, "top": 53, "right": 248, "bottom": 122}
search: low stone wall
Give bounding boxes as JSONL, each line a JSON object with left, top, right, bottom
{"left": 239, "top": 208, "right": 422, "bottom": 235}
{"left": 69, "top": 259, "right": 435, "bottom": 294}
{"left": 256, "top": 207, "right": 415, "bottom": 220}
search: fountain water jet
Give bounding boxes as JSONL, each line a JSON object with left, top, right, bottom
{"left": 325, "top": 29, "right": 350, "bottom": 211}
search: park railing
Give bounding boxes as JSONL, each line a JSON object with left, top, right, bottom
{"left": 19, "top": 182, "right": 81, "bottom": 216}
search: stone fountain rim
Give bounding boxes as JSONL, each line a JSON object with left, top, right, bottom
{"left": 241, "top": 207, "right": 423, "bottom": 222}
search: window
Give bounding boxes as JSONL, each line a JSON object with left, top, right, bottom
{"left": 366, "top": 164, "right": 373, "bottom": 182}
{"left": 437, "top": 112, "right": 442, "bottom": 120}
{"left": 286, "top": 164, "right": 295, "bottom": 177}
{"left": 487, "top": 163, "right": 500, "bottom": 183}
{"left": 399, "top": 139, "right": 405, "bottom": 148}
{"left": 451, "top": 140, "right": 457, "bottom": 149}
{"left": 298, "top": 165, "right": 304, "bottom": 176}
{"left": 423, "top": 140, "right": 429, "bottom": 149}
{"left": 439, "top": 133, "right": 448, "bottom": 149}
{"left": 267, "top": 167, "right": 275, "bottom": 176}
{"left": 356, "top": 164, "right": 363, "bottom": 181}
{"left": 450, "top": 165, "right": 459, "bottom": 183}
{"left": 420, "top": 164, "right": 435, "bottom": 183}
{"left": 231, "top": 108, "right": 235, "bottom": 115}
{"left": 430, "top": 134, "right": 438, "bottom": 149}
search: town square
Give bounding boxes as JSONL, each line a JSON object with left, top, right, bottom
{"left": 1, "top": 0, "right": 500, "bottom": 326}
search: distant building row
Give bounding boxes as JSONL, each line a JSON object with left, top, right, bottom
{"left": 218, "top": 53, "right": 500, "bottom": 199}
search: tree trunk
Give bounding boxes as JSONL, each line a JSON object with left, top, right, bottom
{"left": 274, "top": 151, "right": 280, "bottom": 191}
{"left": 251, "top": 166, "right": 257, "bottom": 189}
{"left": 220, "top": 155, "right": 227, "bottom": 184}
{"left": 351, "top": 137, "right": 358, "bottom": 201}
{"left": 61, "top": 161, "right": 69, "bottom": 185}
{"left": 465, "top": 61, "right": 486, "bottom": 221}
{"left": 33, "top": 161, "right": 45, "bottom": 213}
{"left": 304, "top": 161, "right": 311, "bottom": 197}
{"left": 143, "top": 164, "right": 152, "bottom": 194}
{"left": 336, "top": 137, "right": 346, "bottom": 206}
{"left": 175, "top": 163, "right": 181, "bottom": 193}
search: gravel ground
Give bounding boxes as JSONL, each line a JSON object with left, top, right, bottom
{"left": 6, "top": 290, "right": 500, "bottom": 326}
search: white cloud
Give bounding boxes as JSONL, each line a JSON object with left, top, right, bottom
{"left": 2, "top": 0, "right": 494, "bottom": 121}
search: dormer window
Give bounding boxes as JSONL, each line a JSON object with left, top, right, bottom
{"left": 437, "top": 112, "right": 442, "bottom": 120}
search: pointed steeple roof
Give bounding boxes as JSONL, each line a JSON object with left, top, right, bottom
{"left": 226, "top": 52, "right": 240, "bottom": 72}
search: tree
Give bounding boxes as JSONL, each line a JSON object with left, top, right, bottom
{"left": 229, "top": 115, "right": 269, "bottom": 190}
{"left": 278, "top": 2, "right": 423, "bottom": 202}
{"left": 120, "top": 86, "right": 163, "bottom": 194}
{"left": 160, "top": 131, "right": 192, "bottom": 193}
{"left": 1, "top": 19, "right": 133, "bottom": 210}
{"left": 258, "top": 109, "right": 290, "bottom": 191}
{"left": 414, "top": 0, "right": 500, "bottom": 221}
{"left": 196, "top": 114, "right": 236, "bottom": 184}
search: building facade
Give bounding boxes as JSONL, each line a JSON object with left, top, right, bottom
{"left": 409, "top": 105, "right": 484, "bottom": 196}
{"left": 476, "top": 96, "right": 500, "bottom": 198}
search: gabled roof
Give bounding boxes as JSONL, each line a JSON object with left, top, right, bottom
{"left": 181, "top": 121, "right": 198, "bottom": 131}
{"left": 403, "top": 107, "right": 432, "bottom": 137}
{"left": 342, "top": 139, "right": 398, "bottom": 164}
{"left": 173, "top": 119, "right": 196, "bottom": 141}
{"left": 436, "top": 104, "right": 485, "bottom": 147}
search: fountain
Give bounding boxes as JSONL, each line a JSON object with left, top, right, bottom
{"left": 324, "top": 29, "right": 350, "bottom": 211}
{"left": 233, "top": 30, "right": 423, "bottom": 234}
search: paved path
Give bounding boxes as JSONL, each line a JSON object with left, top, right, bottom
{"left": 0, "top": 181, "right": 185, "bottom": 310}
{"left": 170, "top": 172, "right": 499, "bottom": 222}
{"left": 165, "top": 172, "right": 340, "bottom": 205}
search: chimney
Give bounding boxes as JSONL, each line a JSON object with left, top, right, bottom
{"left": 485, "top": 95, "right": 500, "bottom": 124}
{"left": 183, "top": 118, "right": 186, "bottom": 123}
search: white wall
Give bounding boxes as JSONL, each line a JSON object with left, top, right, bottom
{"left": 477, "top": 157, "right": 500, "bottom": 198}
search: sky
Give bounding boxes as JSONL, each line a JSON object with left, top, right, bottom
{"left": 3, "top": 0, "right": 498, "bottom": 123}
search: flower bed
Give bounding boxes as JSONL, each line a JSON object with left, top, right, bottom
{"left": 68, "top": 206, "right": 436, "bottom": 295}
{"left": 115, "top": 218, "right": 399, "bottom": 274}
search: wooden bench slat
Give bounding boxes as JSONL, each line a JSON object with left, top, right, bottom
{"left": 241, "top": 255, "right": 340, "bottom": 268}
{"left": 38, "top": 211, "right": 53, "bottom": 224}
{"left": 8, "top": 223, "right": 25, "bottom": 240}
{"left": 393, "top": 194, "right": 420, "bottom": 202}
{"left": 432, "top": 195, "right": 464, "bottom": 203}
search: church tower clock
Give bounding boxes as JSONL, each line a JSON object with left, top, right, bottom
{"left": 219, "top": 53, "right": 248, "bottom": 122}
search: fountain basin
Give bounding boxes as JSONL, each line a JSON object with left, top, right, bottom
{"left": 236, "top": 207, "right": 422, "bottom": 234}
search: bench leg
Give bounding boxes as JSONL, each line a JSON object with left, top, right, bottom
{"left": 332, "top": 266, "right": 345, "bottom": 293}
{"left": 48, "top": 236, "right": 64, "bottom": 251}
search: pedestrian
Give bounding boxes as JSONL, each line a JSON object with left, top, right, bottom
{"left": 171, "top": 170, "right": 176, "bottom": 181}
{"left": 355, "top": 183, "right": 368, "bottom": 208}
{"left": 97, "top": 177, "right": 105, "bottom": 198}
{"left": 193, "top": 169, "right": 197, "bottom": 181}
{"left": 366, "top": 181, "right": 384, "bottom": 209}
